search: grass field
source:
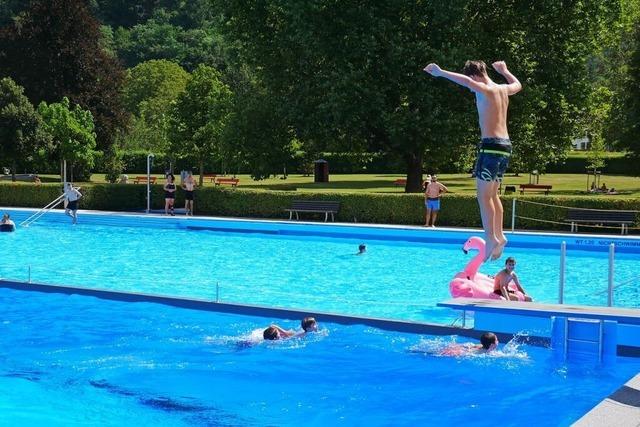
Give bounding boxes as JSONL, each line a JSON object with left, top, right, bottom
{"left": 23, "top": 172, "right": 639, "bottom": 198}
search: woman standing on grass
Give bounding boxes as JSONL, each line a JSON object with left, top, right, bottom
{"left": 164, "top": 174, "right": 176, "bottom": 216}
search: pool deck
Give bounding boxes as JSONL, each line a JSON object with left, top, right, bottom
{"left": 438, "top": 298, "right": 640, "bottom": 324}
{"left": 575, "top": 373, "right": 640, "bottom": 426}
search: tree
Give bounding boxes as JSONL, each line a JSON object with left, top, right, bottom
{"left": 224, "top": 84, "right": 295, "bottom": 180}
{"left": 0, "top": 0, "right": 129, "bottom": 152}
{"left": 222, "top": 1, "right": 474, "bottom": 192}
{"left": 464, "top": 0, "right": 620, "bottom": 174}
{"left": 169, "top": 65, "right": 232, "bottom": 185}
{"left": 0, "top": 78, "right": 48, "bottom": 181}
{"left": 38, "top": 97, "right": 98, "bottom": 182}
{"left": 112, "top": 10, "right": 227, "bottom": 72}
{"left": 122, "top": 59, "right": 189, "bottom": 153}
{"left": 617, "top": 14, "right": 640, "bottom": 156}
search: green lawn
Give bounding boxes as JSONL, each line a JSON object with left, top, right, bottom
{"left": 42, "top": 172, "right": 640, "bottom": 197}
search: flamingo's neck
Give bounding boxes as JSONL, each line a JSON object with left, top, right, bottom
{"left": 464, "top": 244, "right": 485, "bottom": 278}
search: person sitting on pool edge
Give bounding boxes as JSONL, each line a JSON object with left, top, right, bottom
{"left": 0, "top": 213, "right": 15, "bottom": 232}
{"left": 493, "top": 257, "right": 533, "bottom": 301}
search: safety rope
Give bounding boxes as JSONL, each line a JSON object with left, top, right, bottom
{"left": 515, "top": 214, "right": 640, "bottom": 231}
{"left": 516, "top": 198, "right": 640, "bottom": 213}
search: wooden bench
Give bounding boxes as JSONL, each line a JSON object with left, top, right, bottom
{"left": 215, "top": 177, "right": 239, "bottom": 187}
{"left": 285, "top": 200, "right": 340, "bottom": 222}
{"left": 203, "top": 174, "right": 218, "bottom": 183}
{"left": 519, "top": 184, "right": 552, "bottom": 195}
{"left": 566, "top": 209, "right": 636, "bottom": 235}
{"left": 133, "top": 176, "right": 157, "bottom": 184}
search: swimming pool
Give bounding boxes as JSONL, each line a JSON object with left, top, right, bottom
{"left": 0, "top": 287, "right": 638, "bottom": 426}
{"left": 1, "top": 209, "right": 639, "bottom": 323}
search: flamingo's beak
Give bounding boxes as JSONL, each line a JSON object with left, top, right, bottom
{"left": 462, "top": 249, "right": 468, "bottom": 255}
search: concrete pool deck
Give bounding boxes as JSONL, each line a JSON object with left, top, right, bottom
{"left": 575, "top": 373, "right": 640, "bottom": 426}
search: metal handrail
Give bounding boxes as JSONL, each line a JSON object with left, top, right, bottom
{"left": 20, "top": 194, "right": 65, "bottom": 227}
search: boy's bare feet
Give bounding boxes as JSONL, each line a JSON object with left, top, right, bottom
{"left": 490, "top": 237, "right": 508, "bottom": 260}
{"left": 484, "top": 237, "right": 500, "bottom": 262}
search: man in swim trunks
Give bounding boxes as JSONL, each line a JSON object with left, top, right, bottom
{"left": 424, "top": 60, "right": 522, "bottom": 261}
{"left": 63, "top": 183, "right": 82, "bottom": 224}
{"left": 493, "top": 257, "right": 532, "bottom": 301}
{"left": 424, "top": 175, "right": 449, "bottom": 227}
{"left": 182, "top": 171, "right": 196, "bottom": 216}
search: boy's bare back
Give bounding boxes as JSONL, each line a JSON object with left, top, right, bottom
{"left": 475, "top": 84, "right": 510, "bottom": 139}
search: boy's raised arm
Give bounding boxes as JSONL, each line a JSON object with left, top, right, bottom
{"left": 492, "top": 61, "right": 522, "bottom": 95}
{"left": 423, "top": 63, "right": 486, "bottom": 92}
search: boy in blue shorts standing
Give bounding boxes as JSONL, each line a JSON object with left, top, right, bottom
{"left": 424, "top": 175, "right": 448, "bottom": 227}
{"left": 423, "top": 60, "right": 522, "bottom": 261}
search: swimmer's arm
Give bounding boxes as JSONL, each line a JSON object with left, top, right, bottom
{"left": 273, "top": 325, "right": 295, "bottom": 338}
{"left": 423, "top": 64, "right": 487, "bottom": 92}
{"left": 492, "top": 61, "right": 522, "bottom": 95}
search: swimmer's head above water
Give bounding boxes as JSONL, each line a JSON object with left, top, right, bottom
{"left": 301, "top": 317, "right": 318, "bottom": 333}
{"left": 480, "top": 332, "right": 498, "bottom": 350}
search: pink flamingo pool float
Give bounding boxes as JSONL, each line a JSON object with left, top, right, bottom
{"left": 449, "top": 236, "right": 525, "bottom": 301}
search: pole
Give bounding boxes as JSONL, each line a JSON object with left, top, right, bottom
{"left": 559, "top": 241, "right": 566, "bottom": 304}
{"left": 608, "top": 243, "right": 615, "bottom": 307}
{"left": 63, "top": 159, "right": 67, "bottom": 189}
{"left": 511, "top": 198, "right": 516, "bottom": 231}
{"left": 146, "top": 153, "right": 154, "bottom": 214}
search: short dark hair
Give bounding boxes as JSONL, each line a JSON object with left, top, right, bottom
{"left": 462, "top": 60, "right": 487, "bottom": 77}
{"left": 301, "top": 317, "right": 317, "bottom": 332}
{"left": 480, "top": 332, "right": 497, "bottom": 349}
{"left": 263, "top": 326, "right": 279, "bottom": 340}
{"left": 359, "top": 244, "right": 366, "bottom": 251}
{"left": 505, "top": 257, "right": 516, "bottom": 265}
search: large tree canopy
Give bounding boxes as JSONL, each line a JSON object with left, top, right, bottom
{"left": 0, "top": 77, "right": 48, "bottom": 180}
{"left": 0, "top": 0, "right": 129, "bottom": 152}
{"left": 222, "top": 0, "right": 619, "bottom": 189}
{"left": 169, "top": 65, "right": 233, "bottom": 184}
{"left": 38, "top": 97, "right": 98, "bottom": 181}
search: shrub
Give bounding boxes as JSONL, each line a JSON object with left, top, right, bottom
{"left": 1, "top": 183, "right": 638, "bottom": 233}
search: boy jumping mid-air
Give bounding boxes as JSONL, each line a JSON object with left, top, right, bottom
{"left": 423, "top": 60, "right": 521, "bottom": 261}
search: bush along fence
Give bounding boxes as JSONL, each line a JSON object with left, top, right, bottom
{"left": 0, "top": 183, "right": 639, "bottom": 233}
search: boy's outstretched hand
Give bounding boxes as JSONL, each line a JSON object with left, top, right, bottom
{"left": 423, "top": 63, "right": 442, "bottom": 77}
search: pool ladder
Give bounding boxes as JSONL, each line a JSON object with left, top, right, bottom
{"left": 20, "top": 194, "right": 65, "bottom": 227}
{"left": 552, "top": 316, "right": 617, "bottom": 363}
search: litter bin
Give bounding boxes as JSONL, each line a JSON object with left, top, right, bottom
{"left": 314, "top": 159, "right": 329, "bottom": 183}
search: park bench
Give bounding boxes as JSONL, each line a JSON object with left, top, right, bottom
{"left": 566, "top": 208, "right": 636, "bottom": 235}
{"left": 133, "top": 176, "right": 157, "bottom": 184}
{"left": 519, "top": 183, "right": 552, "bottom": 195}
{"left": 203, "top": 174, "right": 218, "bottom": 183}
{"left": 285, "top": 200, "right": 340, "bottom": 222}
{"left": 215, "top": 177, "right": 239, "bottom": 187}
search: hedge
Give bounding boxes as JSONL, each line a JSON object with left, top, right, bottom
{"left": 1, "top": 183, "right": 638, "bottom": 233}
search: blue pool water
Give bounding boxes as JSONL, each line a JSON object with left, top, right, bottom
{"left": 1, "top": 213, "right": 639, "bottom": 322}
{"left": 0, "top": 288, "right": 638, "bottom": 426}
